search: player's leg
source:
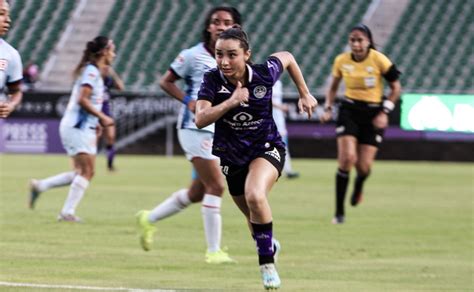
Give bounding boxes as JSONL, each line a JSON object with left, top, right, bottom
{"left": 351, "top": 144, "right": 378, "bottom": 206}
{"left": 193, "top": 157, "right": 234, "bottom": 264}
{"left": 29, "top": 170, "right": 76, "bottom": 209}
{"left": 58, "top": 153, "right": 95, "bottom": 222}
{"left": 246, "top": 157, "right": 281, "bottom": 289}
{"left": 333, "top": 135, "right": 358, "bottom": 223}
{"left": 104, "top": 124, "right": 116, "bottom": 171}
{"left": 281, "top": 135, "right": 299, "bottom": 179}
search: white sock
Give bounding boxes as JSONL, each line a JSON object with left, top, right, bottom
{"left": 37, "top": 171, "right": 76, "bottom": 192}
{"left": 61, "top": 175, "right": 89, "bottom": 215}
{"left": 148, "top": 189, "right": 191, "bottom": 222}
{"left": 201, "top": 194, "right": 222, "bottom": 253}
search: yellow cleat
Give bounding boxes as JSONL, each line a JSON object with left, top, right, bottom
{"left": 205, "top": 249, "right": 237, "bottom": 264}
{"left": 135, "top": 210, "right": 156, "bottom": 251}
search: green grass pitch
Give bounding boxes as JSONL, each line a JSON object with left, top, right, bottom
{"left": 0, "top": 154, "right": 472, "bottom": 291}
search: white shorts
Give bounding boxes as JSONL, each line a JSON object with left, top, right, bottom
{"left": 178, "top": 128, "right": 218, "bottom": 161}
{"left": 60, "top": 125, "right": 97, "bottom": 156}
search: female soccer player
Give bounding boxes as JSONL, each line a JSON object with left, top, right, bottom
{"left": 195, "top": 25, "right": 317, "bottom": 290}
{"left": 320, "top": 24, "right": 402, "bottom": 224}
{"left": 0, "top": 0, "right": 23, "bottom": 118}
{"left": 135, "top": 6, "right": 241, "bottom": 264}
{"left": 29, "top": 36, "right": 115, "bottom": 222}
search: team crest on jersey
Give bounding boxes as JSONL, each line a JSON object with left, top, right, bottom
{"left": 175, "top": 55, "right": 185, "bottom": 64}
{"left": 0, "top": 59, "right": 7, "bottom": 70}
{"left": 253, "top": 85, "right": 267, "bottom": 98}
{"left": 366, "top": 66, "right": 374, "bottom": 73}
{"left": 233, "top": 112, "right": 253, "bottom": 122}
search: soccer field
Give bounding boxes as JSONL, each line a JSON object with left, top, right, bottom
{"left": 0, "top": 154, "right": 472, "bottom": 291}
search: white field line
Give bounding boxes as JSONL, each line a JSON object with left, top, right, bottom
{"left": 0, "top": 281, "right": 177, "bottom": 292}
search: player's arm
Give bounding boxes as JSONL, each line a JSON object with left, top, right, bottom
{"left": 0, "top": 80, "right": 22, "bottom": 118}
{"left": 271, "top": 51, "right": 317, "bottom": 118}
{"left": 195, "top": 81, "right": 248, "bottom": 129}
{"left": 78, "top": 85, "right": 113, "bottom": 127}
{"left": 159, "top": 70, "right": 196, "bottom": 112}
{"left": 109, "top": 67, "right": 125, "bottom": 91}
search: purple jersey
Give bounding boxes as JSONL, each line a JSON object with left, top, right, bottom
{"left": 198, "top": 56, "right": 285, "bottom": 165}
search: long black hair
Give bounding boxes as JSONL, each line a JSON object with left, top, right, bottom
{"left": 202, "top": 6, "right": 242, "bottom": 46}
{"left": 73, "top": 36, "right": 110, "bottom": 78}
{"left": 351, "top": 23, "right": 376, "bottom": 50}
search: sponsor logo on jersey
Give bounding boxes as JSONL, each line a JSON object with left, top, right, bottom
{"left": 233, "top": 112, "right": 253, "bottom": 122}
{"left": 342, "top": 64, "right": 354, "bottom": 72}
{"left": 0, "top": 59, "right": 7, "bottom": 70}
{"left": 253, "top": 85, "right": 267, "bottom": 99}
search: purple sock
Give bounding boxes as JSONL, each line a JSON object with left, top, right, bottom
{"left": 251, "top": 222, "right": 274, "bottom": 265}
{"left": 106, "top": 145, "right": 115, "bottom": 169}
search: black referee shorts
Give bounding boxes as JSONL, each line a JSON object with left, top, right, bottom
{"left": 336, "top": 102, "right": 385, "bottom": 147}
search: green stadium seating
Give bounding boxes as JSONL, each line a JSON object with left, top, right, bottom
{"left": 385, "top": 0, "right": 473, "bottom": 93}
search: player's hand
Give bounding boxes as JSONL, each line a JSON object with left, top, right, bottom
{"left": 229, "top": 81, "right": 249, "bottom": 108}
{"left": 319, "top": 107, "right": 332, "bottom": 123}
{"left": 372, "top": 111, "right": 388, "bottom": 129}
{"left": 0, "top": 102, "right": 15, "bottom": 118}
{"left": 298, "top": 94, "right": 317, "bottom": 119}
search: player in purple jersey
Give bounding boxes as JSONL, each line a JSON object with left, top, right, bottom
{"left": 100, "top": 66, "right": 124, "bottom": 171}
{"left": 196, "top": 25, "right": 317, "bottom": 290}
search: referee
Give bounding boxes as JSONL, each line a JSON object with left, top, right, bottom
{"left": 320, "top": 24, "right": 402, "bottom": 224}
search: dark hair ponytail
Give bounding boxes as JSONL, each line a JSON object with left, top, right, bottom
{"left": 202, "top": 6, "right": 242, "bottom": 45}
{"left": 73, "top": 36, "right": 110, "bottom": 78}
{"left": 351, "top": 23, "right": 376, "bottom": 50}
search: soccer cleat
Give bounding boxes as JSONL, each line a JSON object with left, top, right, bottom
{"left": 205, "top": 249, "right": 236, "bottom": 264}
{"left": 272, "top": 238, "right": 281, "bottom": 263}
{"left": 332, "top": 215, "right": 345, "bottom": 224}
{"left": 135, "top": 210, "right": 156, "bottom": 251}
{"left": 350, "top": 192, "right": 363, "bottom": 206}
{"left": 29, "top": 179, "right": 41, "bottom": 209}
{"left": 260, "top": 263, "right": 281, "bottom": 290}
{"left": 57, "top": 213, "right": 82, "bottom": 223}
{"left": 286, "top": 171, "right": 299, "bottom": 179}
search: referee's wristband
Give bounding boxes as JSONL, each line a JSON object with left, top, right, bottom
{"left": 182, "top": 95, "right": 192, "bottom": 106}
{"left": 382, "top": 100, "right": 395, "bottom": 114}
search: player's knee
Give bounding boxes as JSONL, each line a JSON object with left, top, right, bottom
{"left": 356, "top": 165, "right": 371, "bottom": 177}
{"left": 245, "top": 190, "right": 266, "bottom": 210}
{"left": 206, "top": 181, "right": 225, "bottom": 196}
{"left": 340, "top": 153, "right": 357, "bottom": 169}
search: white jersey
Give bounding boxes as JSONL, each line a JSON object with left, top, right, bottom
{"left": 170, "top": 42, "right": 215, "bottom": 133}
{"left": 272, "top": 80, "right": 287, "bottom": 136}
{"left": 0, "top": 38, "right": 23, "bottom": 101}
{"left": 60, "top": 64, "right": 104, "bottom": 129}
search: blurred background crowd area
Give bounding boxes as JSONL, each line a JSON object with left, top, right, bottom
{"left": 9, "top": 0, "right": 473, "bottom": 95}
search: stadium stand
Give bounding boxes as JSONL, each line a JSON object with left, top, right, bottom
{"left": 99, "top": 0, "right": 371, "bottom": 92}
{"left": 6, "top": 0, "right": 472, "bottom": 94}
{"left": 384, "top": 0, "right": 473, "bottom": 94}
{"left": 7, "top": 0, "right": 77, "bottom": 70}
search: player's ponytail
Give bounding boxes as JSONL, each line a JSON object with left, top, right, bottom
{"left": 73, "top": 36, "right": 111, "bottom": 78}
